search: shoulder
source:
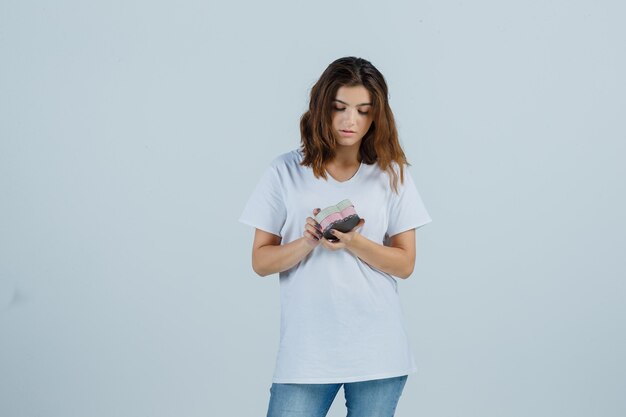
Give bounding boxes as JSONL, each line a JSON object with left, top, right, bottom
{"left": 377, "top": 160, "right": 417, "bottom": 196}
{"left": 389, "top": 160, "right": 410, "bottom": 176}
{"left": 377, "top": 160, "right": 412, "bottom": 182}
{"left": 268, "top": 148, "right": 303, "bottom": 172}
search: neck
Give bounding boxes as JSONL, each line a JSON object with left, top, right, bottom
{"left": 331, "top": 145, "right": 361, "bottom": 167}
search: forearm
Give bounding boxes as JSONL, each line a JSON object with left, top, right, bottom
{"left": 346, "top": 234, "right": 412, "bottom": 279}
{"left": 254, "top": 237, "right": 316, "bottom": 277}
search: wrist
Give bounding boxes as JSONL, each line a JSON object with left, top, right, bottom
{"left": 301, "top": 236, "right": 319, "bottom": 250}
{"left": 346, "top": 232, "right": 363, "bottom": 252}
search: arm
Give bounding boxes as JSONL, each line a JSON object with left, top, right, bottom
{"left": 345, "top": 229, "right": 416, "bottom": 279}
{"left": 251, "top": 228, "right": 317, "bottom": 277}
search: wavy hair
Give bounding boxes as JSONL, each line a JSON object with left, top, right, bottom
{"left": 299, "top": 56, "right": 411, "bottom": 194}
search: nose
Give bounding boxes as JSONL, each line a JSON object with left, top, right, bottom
{"left": 343, "top": 108, "right": 357, "bottom": 127}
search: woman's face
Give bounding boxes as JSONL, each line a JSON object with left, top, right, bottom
{"left": 331, "top": 85, "right": 374, "bottom": 149}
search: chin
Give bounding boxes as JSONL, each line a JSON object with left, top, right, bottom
{"left": 336, "top": 137, "right": 362, "bottom": 147}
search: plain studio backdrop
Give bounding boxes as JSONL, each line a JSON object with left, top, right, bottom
{"left": 1, "top": 1, "right": 625, "bottom": 416}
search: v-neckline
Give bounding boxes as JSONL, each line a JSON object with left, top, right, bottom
{"left": 325, "top": 160, "right": 363, "bottom": 185}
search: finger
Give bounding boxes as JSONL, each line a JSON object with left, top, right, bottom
{"left": 307, "top": 218, "right": 322, "bottom": 234}
{"left": 312, "top": 209, "right": 321, "bottom": 225}
{"left": 353, "top": 219, "right": 365, "bottom": 231}
{"left": 307, "top": 223, "right": 323, "bottom": 238}
{"left": 308, "top": 230, "right": 320, "bottom": 240}
{"left": 305, "top": 229, "right": 321, "bottom": 242}
{"left": 307, "top": 216, "right": 321, "bottom": 229}
{"left": 309, "top": 213, "right": 323, "bottom": 230}
{"left": 327, "top": 233, "right": 342, "bottom": 245}
{"left": 329, "top": 229, "right": 343, "bottom": 238}
{"left": 314, "top": 225, "right": 324, "bottom": 239}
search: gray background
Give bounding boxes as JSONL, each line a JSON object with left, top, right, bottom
{"left": 1, "top": 1, "right": 625, "bottom": 416}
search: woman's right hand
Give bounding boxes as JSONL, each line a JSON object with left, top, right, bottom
{"left": 303, "top": 208, "right": 324, "bottom": 247}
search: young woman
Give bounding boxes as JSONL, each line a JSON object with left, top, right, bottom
{"left": 239, "top": 56, "right": 433, "bottom": 417}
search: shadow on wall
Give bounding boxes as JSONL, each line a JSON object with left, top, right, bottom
{"left": 0, "top": 280, "right": 29, "bottom": 313}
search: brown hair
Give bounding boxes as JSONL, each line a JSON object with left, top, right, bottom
{"left": 299, "top": 56, "right": 411, "bottom": 194}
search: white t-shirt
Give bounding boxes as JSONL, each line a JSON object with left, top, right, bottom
{"left": 238, "top": 148, "right": 432, "bottom": 383}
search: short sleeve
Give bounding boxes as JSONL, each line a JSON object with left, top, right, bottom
{"left": 386, "top": 167, "right": 432, "bottom": 238}
{"left": 238, "top": 163, "right": 287, "bottom": 237}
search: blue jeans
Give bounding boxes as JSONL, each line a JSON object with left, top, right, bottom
{"left": 266, "top": 375, "right": 408, "bottom": 417}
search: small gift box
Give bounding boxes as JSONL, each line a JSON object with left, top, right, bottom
{"left": 314, "top": 199, "right": 360, "bottom": 241}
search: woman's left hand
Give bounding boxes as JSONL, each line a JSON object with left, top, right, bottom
{"left": 319, "top": 218, "right": 365, "bottom": 251}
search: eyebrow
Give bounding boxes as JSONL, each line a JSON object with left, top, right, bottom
{"left": 333, "top": 99, "right": 372, "bottom": 107}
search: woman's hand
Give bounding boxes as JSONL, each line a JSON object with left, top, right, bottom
{"left": 303, "top": 208, "right": 324, "bottom": 248}
{"left": 319, "top": 218, "right": 366, "bottom": 251}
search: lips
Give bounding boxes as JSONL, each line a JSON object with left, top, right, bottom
{"left": 341, "top": 130, "right": 355, "bottom": 133}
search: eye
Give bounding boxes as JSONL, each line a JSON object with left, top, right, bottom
{"left": 333, "top": 106, "right": 370, "bottom": 115}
